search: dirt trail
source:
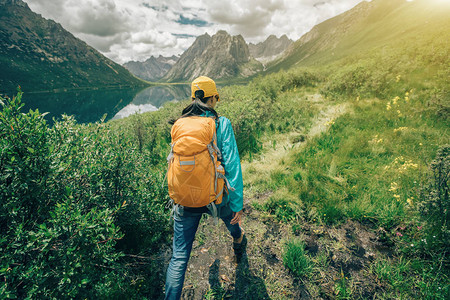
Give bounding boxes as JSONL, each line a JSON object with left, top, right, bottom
{"left": 248, "top": 95, "right": 349, "bottom": 168}
{"left": 167, "top": 95, "right": 386, "bottom": 299}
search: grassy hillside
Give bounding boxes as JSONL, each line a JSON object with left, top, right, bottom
{"left": 268, "top": 0, "right": 450, "bottom": 72}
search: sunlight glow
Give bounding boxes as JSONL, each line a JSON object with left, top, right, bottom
{"left": 427, "top": 0, "right": 450, "bottom": 5}
{"left": 408, "top": 0, "right": 450, "bottom": 7}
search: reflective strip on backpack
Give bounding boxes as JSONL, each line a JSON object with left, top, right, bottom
{"left": 179, "top": 160, "right": 195, "bottom": 166}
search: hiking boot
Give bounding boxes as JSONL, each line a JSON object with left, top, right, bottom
{"left": 233, "top": 232, "right": 247, "bottom": 256}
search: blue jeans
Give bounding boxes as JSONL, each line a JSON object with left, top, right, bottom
{"left": 164, "top": 204, "right": 242, "bottom": 300}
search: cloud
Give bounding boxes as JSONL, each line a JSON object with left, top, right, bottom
{"left": 26, "top": 0, "right": 130, "bottom": 36}
{"left": 70, "top": 0, "right": 130, "bottom": 37}
{"left": 77, "top": 32, "right": 130, "bottom": 52}
{"left": 205, "top": 0, "right": 284, "bottom": 37}
{"left": 24, "top": 0, "right": 369, "bottom": 64}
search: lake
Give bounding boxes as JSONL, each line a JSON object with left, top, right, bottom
{"left": 20, "top": 84, "right": 190, "bottom": 124}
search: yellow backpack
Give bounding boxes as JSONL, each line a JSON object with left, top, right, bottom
{"left": 167, "top": 116, "right": 227, "bottom": 207}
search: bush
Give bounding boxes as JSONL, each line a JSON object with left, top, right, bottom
{"left": 418, "top": 145, "right": 449, "bottom": 251}
{"left": 283, "top": 239, "right": 312, "bottom": 278}
{"left": 0, "top": 92, "right": 170, "bottom": 298}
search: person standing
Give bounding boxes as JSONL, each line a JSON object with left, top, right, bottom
{"left": 164, "top": 76, "right": 246, "bottom": 300}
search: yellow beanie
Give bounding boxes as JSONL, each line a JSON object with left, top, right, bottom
{"left": 191, "top": 76, "right": 220, "bottom": 101}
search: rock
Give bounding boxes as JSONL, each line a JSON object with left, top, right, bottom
{"left": 123, "top": 55, "right": 178, "bottom": 81}
{"left": 164, "top": 30, "right": 262, "bottom": 81}
{"left": 248, "top": 34, "right": 293, "bottom": 63}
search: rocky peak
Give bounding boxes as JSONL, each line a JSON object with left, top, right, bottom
{"left": 164, "top": 30, "right": 260, "bottom": 82}
{"left": 123, "top": 55, "right": 179, "bottom": 82}
{"left": 249, "top": 34, "right": 293, "bottom": 62}
{"left": 209, "top": 31, "right": 250, "bottom": 64}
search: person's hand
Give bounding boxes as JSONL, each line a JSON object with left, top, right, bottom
{"left": 230, "top": 210, "right": 243, "bottom": 225}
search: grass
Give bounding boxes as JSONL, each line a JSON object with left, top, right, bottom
{"left": 371, "top": 256, "right": 449, "bottom": 299}
{"left": 283, "top": 239, "right": 313, "bottom": 278}
{"left": 268, "top": 91, "right": 448, "bottom": 227}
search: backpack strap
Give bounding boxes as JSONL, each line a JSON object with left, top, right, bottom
{"left": 218, "top": 173, "right": 236, "bottom": 192}
{"left": 211, "top": 132, "right": 222, "bottom": 160}
{"left": 163, "top": 142, "right": 175, "bottom": 189}
{"left": 167, "top": 142, "right": 175, "bottom": 163}
{"left": 207, "top": 142, "right": 219, "bottom": 193}
{"left": 206, "top": 202, "right": 219, "bottom": 225}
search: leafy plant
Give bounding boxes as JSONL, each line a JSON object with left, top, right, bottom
{"left": 283, "top": 239, "right": 312, "bottom": 278}
{"left": 0, "top": 92, "right": 170, "bottom": 298}
{"left": 418, "top": 145, "right": 450, "bottom": 251}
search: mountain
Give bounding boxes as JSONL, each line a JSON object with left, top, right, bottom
{"left": 248, "top": 34, "right": 293, "bottom": 63}
{"left": 164, "top": 30, "right": 263, "bottom": 82}
{"left": 123, "top": 55, "right": 178, "bottom": 82}
{"left": 268, "top": 0, "right": 450, "bottom": 72}
{"left": 0, "top": 0, "right": 144, "bottom": 93}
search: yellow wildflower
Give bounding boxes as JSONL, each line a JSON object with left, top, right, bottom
{"left": 386, "top": 102, "right": 392, "bottom": 111}
{"left": 394, "top": 127, "right": 408, "bottom": 133}
{"left": 369, "top": 135, "right": 383, "bottom": 144}
{"left": 405, "top": 96, "right": 410, "bottom": 103}
{"left": 405, "top": 91, "right": 409, "bottom": 96}
{"left": 392, "top": 96, "right": 400, "bottom": 105}
{"left": 398, "top": 160, "right": 419, "bottom": 173}
{"left": 389, "top": 182, "right": 399, "bottom": 192}
{"left": 396, "top": 75, "right": 401, "bottom": 82}
{"left": 407, "top": 198, "right": 413, "bottom": 205}
{"left": 397, "top": 110, "right": 403, "bottom": 117}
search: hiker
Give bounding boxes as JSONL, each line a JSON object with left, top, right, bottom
{"left": 164, "top": 76, "right": 245, "bottom": 300}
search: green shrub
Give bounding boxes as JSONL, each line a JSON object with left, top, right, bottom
{"left": 0, "top": 93, "right": 170, "bottom": 298}
{"left": 418, "top": 145, "right": 449, "bottom": 251}
{"left": 0, "top": 92, "right": 52, "bottom": 231}
{"left": 283, "top": 239, "right": 312, "bottom": 278}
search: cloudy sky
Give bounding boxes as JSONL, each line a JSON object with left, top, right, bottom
{"left": 24, "top": 0, "right": 369, "bottom": 64}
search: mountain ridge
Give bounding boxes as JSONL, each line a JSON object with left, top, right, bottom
{"left": 163, "top": 30, "right": 262, "bottom": 82}
{"left": 248, "top": 34, "right": 293, "bottom": 63}
{"left": 0, "top": 0, "right": 144, "bottom": 93}
{"left": 123, "top": 55, "right": 178, "bottom": 82}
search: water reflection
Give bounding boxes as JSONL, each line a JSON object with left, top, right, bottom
{"left": 19, "top": 84, "right": 189, "bottom": 124}
{"left": 112, "top": 85, "right": 190, "bottom": 120}
{"left": 21, "top": 88, "right": 138, "bottom": 124}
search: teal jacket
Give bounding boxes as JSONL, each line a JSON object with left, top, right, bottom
{"left": 203, "top": 112, "right": 243, "bottom": 212}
